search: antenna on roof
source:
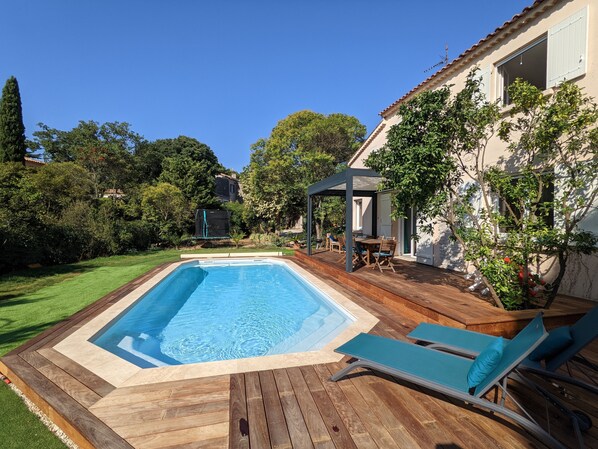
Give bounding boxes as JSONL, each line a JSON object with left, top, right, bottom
{"left": 424, "top": 44, "right": 449, "bottom": 73}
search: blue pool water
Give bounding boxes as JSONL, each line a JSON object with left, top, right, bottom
{"left": 91, "top": 260, "right": 353, "bottom": 368}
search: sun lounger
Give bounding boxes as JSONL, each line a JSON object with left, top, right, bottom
{"left": 406, "top": 306, "right": 598, "bottom": 395}
{"left": 331, "top": 314, "right": 585, "bottom": 449}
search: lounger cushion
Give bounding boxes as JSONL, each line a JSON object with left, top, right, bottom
{"left": 467, "top": 337, "right": 504, "bottom": 389}
{"left": 528, "top": 326, "right": 573, "bottom": 361}
{"left": 329, "top": 235, "right": 338, "bottom": 242}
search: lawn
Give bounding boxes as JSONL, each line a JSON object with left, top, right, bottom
{"left": 0, "top": 247, "right": 291, "bottom": 449}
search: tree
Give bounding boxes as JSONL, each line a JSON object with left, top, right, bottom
{"left": 30, "top": 162, "right": 94, "bottom": 215}
{"left": 0, "top": 76, "right": 26, "bottom": 163}
{"left": 0, "top": 163, "right": 43, "bottom": 269}
{"left": 31, "top": 120, "right": 142, "bottom": 197}
{"left": 497, "top": 80, "right": 598, "bottom": 307}
{"left": 241, "top": 110, "right": 366, "bottom": 234}
{"left": 153, "top": 136, "right": 223, "bottom": 209}
{"left": 135, "top": 135, "right": 220, "bottom": 182}
{"left": 141, "top": 182, "right": 189, "bottom": 245}
{"left": 367, "top": 70, "right": 598, "bottom": 310}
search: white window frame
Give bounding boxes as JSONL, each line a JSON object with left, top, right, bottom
{"left": 496, "top": 36, "right": 547, "bottom": 105}
{"left": 354, "top": 199, "right": 363, "bottom": 230}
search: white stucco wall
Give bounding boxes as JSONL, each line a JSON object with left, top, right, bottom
{"left": 349, "top": 0, "right": 597, "bottom": 300}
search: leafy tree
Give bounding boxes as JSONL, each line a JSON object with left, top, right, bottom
{"left": 241, "top": 110, "right": 366, "bottom": 234}
{"left": 135, "top": 135, "right": 220, "bottom": 182}
{"left": 497, "top": 80, "right": 598, "bottom": 307}
{"left": 141, "top": 182, "right": 189, "bottom": 245}
{"left": 241, "top": 137, "right": 306, "bottom": 231}
{"left": 0, "top": 76, "right": 26, "bottom": 163}
{"left": 367, "top": 70, "right": 598, "bottom": 310}
{"left": 224, "top": 200, "right": 249, "bottom": 234}
{"left": 139, "top": 136, "right": 223, "bottom": 209}
{"left": 0, "top": 163, "right": 43, "bottom": 269}
{"left": 31, "top": 121, "right": 142, "bottom": 196}
{"left": 30, "top": 162, "right": 94, "bottom": 215}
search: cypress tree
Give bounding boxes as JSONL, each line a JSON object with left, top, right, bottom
{"left": 0, "top": 76, "right": 26, "bottom": 163}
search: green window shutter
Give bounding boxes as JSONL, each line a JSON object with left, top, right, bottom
{"left": 547, "top": 6, "right": 588, "bottom": 88}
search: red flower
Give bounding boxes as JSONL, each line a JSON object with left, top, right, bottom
{"left": 504, "top": 257, "right": 511, "bottom": 264}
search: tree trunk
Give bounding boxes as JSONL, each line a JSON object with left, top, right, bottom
{"left": 544, "top": 251, "right": 567, "bottom": 309}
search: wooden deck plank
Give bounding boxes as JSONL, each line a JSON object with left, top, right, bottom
{"left": 127, "top": 421, "right": 229, "bottom": 449}
{"left": 259, "top": 370, "right": 292, "bottom": 449}
{"left": 321, "top": 364, "right": 402, "bottom": 449}
{"left": 286, "top": 367, "right": 335, "bottom": 449}
{"left": 272, "top": 369, "right": 315, "bottom": 449}
{"left": 311, "top": 364, "right": 371, "bottom": 439}
{"left": 20, "top": 351, "right": 102, "bottom": 409}
{"left": 229, "top": 373, "right": 250, "bottom": 449}
{"left": 92, "top": 377, "right": 229, "bottom": 408}
{"left": 244, "top": 371, "right": 271, "bottom": 449}
{"left": 299, "top": 365, "right": 367, "bottom": 449}
{"left": 90, "top": 390, "right": 229, "bottom": 417}
{"left": 97, "top": 399, "right": 229, "bottom": 428}
{"left": 37, "top": 347, "right": 115, "bottom": 397}
{"left": 112, "top": 409, "right": 229, "bottom": 439}
{"left": 166, "top": 436, "right": 229, "bottom": 448}
{"left": 329, "top": 362, "right": 424, "bottom": 449}
{"left": 2, "top": 355, "right": 132, "bottom": 449}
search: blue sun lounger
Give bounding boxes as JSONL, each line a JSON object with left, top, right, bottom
{"left": 406, "top": 306, "right": 598, "bottom": 395}
{"left": 331, "top": 314, "right": 584, "bottom": 449}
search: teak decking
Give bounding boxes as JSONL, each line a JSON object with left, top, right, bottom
{"left": 1, "top": 256, "right": 597, "bottom": 449}
{"left": 296, "top": 249, "right": 595, "bottom": 337}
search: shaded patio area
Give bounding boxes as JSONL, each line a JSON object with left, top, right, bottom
{"left": 307, "top": 168, "right": 382, "bottom": 272}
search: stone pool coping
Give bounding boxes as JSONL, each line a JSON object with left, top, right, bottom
{"left": 53, "top": 256, "right": 378, "bottom": 387}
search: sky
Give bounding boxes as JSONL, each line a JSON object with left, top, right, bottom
{"left": 1, "top": 0, "right": 532, "bottom": 172}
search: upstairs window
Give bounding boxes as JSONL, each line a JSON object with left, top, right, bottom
{"left": 497, "top": 37, "right": 547, "bottom": 106}
{"left": 495, "top": 6, "right": 588, "bottom": 106}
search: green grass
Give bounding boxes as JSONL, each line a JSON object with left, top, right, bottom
{"left": 0, "top": 382, "right": 67, "bottom": 449}
{"left": 0, "top": 246, "right": 291, "bottom": 448}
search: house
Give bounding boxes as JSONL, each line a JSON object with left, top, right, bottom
{"left": 102, "top": 189, "right": 126, "bottom": 199}
{"left": 346, "top": 0, "right": 597, "bottom": 299}
{"left": 24, "top": 156, "right": 45, "bottom": 168}
{"left": 215, "top": 173, "right": 240, "bottom": 202}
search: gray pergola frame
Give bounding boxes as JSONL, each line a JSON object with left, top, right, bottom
{"left": 307, "top": 168, "right": 382, "bottom": 272}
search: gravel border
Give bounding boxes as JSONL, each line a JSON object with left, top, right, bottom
{"left": 7, "top": 381, "right": 79, "bottom": 449}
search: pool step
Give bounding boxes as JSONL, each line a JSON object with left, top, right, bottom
{"left": 266, "top": 305, "right": 349, "bottom": 355}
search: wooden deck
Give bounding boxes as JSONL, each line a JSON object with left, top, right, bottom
{"left": 1, "top": 256, "right": 597, "bottom": 449}
{"left": 296, "top": 249, "right": 595, "bottom": 337}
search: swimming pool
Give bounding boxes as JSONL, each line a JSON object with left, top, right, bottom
{"left": 91, "top": 259, "right": 354, "bottom": 368}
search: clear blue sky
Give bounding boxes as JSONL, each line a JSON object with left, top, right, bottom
{"left": 1, "top": 0, "right": 531, "bottom": 172}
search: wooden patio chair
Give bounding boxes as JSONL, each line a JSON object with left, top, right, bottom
{"left": 352, "top": 239, "right": 367, "bottom": 268}
{"left": 372, "top": 238, "right": 397, "bottom": 273}
{"left": 335, "top": 236, "right": 349, "bottom": 262}
{"left": 328, "top": 235, "right": 342, "bottom": 253}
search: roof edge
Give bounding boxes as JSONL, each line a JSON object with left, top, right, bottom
{"left": 380, "top": 0, "right": 557, "bottom": 118}
{"left": 348, "top": 122, "right": 387, "bottom": 167}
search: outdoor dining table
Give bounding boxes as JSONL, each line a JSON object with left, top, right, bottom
{"left": 355, "top": 238, "right": 382, "bottom": 266}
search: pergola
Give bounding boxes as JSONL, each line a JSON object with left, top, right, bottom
{"left": 306, "top": 168, "right": 382, "bottom": 272}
